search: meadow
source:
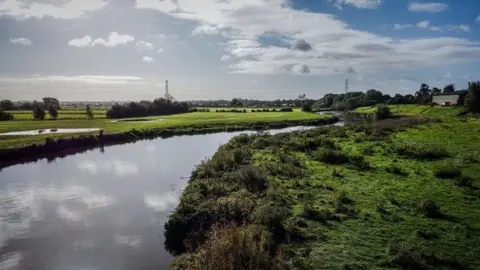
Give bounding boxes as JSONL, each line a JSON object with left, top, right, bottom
{"left": 165, "top": 114, "right": 480, "bottom": 269}
{"left": 7, "top": 109, "right": 108, "bottom": 120}
{"left": 0, "top": 109, "right": 329, "bottom": 148}
{"left": 355, "top": 104, "right": 465, "bottom": 118}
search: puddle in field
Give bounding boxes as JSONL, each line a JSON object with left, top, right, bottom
{"left": 0, "top": 128, "right": 101, "bottom": 136}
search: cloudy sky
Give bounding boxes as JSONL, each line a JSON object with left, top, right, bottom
{"left": 0, "top": 0, "right": 479, "bottom": 101}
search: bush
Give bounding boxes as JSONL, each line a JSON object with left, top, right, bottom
{"left": 394, "top": 143, "right": 449, "bottom": 160}
{"left": 434, "top": 167, "right": 462, "bottom": 179}
{"left": 180, "top": 225, "right": 288, "bottom": 270}
{"left": 0, "top": 110, "right": 13, "bottom": 121}
{"left": 386, "top": 164, "right": 408, "bottom": 176}
{"left": 279, "top": 107, "right": 293, "bottom": 112}
{"left": 375, "top": 104, "right": 391, "bottom": 120}
{"left": 420, "top": 200, "right": 441, "bottom": 218}
{"left": 311, "top": 148, "right": 349, "bottom": 164}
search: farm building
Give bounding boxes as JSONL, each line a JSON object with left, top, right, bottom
{"left": 432, "top": 91, "right": 467, "bottom": 106}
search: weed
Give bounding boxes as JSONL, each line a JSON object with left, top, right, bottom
{"left": 386, "top": 242, "right": 425, "bottom": 269}
{"left": 434, "top": 167, "right": 462, "bottom": 179}
{"left": 311, "top": 148, "right": 349, "bottom": 164}
{"left": 416, "top": 230, "right": 438, "bottom": 240}
{"left": 420, "top": 200, "right": 441, "bottom": 218}
{"left": 394, "top": 143, "right": 449, "bottom": 160}
{"left": 456, "top": 175, "right": 473, "bottom": 187}
{"left": 385, "top": 164, "right": 408, "bottom": 176}
{"left": 349, "top": 155, "right": 370, "bottom": 170}
{"left": 332, "top": 169, "right": 342, "bottom": 178}
{"left": 302, "top": 206, "right": 336, "bottom": 223}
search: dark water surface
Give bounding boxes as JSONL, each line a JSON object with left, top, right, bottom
{"left": 0, "top": 126, "right": 342, "bottom": 270}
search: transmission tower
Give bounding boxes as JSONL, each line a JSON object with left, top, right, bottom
{"left": 345, "top": 79, "right": 349, "bottom": 93}
{"left": 164, "top": 80, "right": 172, "bottom": 101}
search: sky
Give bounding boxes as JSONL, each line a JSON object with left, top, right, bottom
{"left": 0, "top": 0, "right": 479, "bottom": 101}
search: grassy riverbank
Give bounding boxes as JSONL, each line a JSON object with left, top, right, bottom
{"left": 355, "top": 104, "right": 465, "bottom": 117}
{"left": 165, "top": 116, "right": 480, "bottom": 269}
{"left": 0, "top": 110, "right": 325, "bottom": 148}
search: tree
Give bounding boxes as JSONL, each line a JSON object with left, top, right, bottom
{"left": 32, "top": 103, "right": 45, "bottom": 120}
{"left": 0, "top": 99, "right": 14, "bottom": 110}
{"left": 0, "top": 110, "right": 14, "bottom": 121}
{"left": 230, "top": 98, "right": 243, "bottom": 107}
{"left": 48, "top": 106, "right": 58, "bottom": 120}
{"left": 43, "top": 97, "right": 61, "bottom": 110}
{"left": 366, "top": 89, "right": 383, "bottom": 103}
{"left": 86, "top": 105, "right": 94, "bottom": 120}
{"left": 443, "top": 84, "right": 455, "bottom": 94}
{"left": 465, "top": 81, "right": 480, "bottom": 116}
{"left": 431, "top": 87, "right": 441, "bottom": 96}
{"left": 415, "top": 83, "right": 431, "bottom": 104}
{"left": 302, "top": 102, "right": 312, "bottom": 112}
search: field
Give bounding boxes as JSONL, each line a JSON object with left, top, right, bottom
{"left": 165, "top": 114, "right": 480, "bottom": 269}
{"left": 7, "top": 109, "right": 108, "bottom": 120}
{"left": 355, "top": 104, "right": 465, "bottom": 118}
{"left": 0, "top": 109, "right": 329, "bottom": 148}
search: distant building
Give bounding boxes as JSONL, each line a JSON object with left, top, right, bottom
{"left": 432, "top": 91, "right": 467, "bottom": 106}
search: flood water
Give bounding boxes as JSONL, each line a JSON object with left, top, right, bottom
{"left": 0, "top": 125, "right": 342, "bottom": 270}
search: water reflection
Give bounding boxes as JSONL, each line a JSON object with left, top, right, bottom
{"left": 0, "top": 125, "right": 343, "bottom": 269}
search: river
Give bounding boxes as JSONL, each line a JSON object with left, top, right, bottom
{"left": 0, "top": 124, "right": 348, "bottom": 270}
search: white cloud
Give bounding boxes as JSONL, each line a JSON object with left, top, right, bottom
{"left": 157, "top": 48, "right": 164, "bottom": 53}
{"left": 68, "top": 32, "right": 135, "bottom": 48}
{"left": 68, "top": 36, "right": 93, "bottom": 47}
{"left": 476, "top": 15, "right": 480, "bottom": 23}
{"left": 332, "top": 0, "right": 382, "bottom": 9}
{"left": 136, "top": 40, "right": 155, "bottom": 50}
{"left": 408, "top": 2, "right": 448, "bottom": 13}
{"left": 221, "top": 54, "right": 231, "bottom": 61}
{"left": 393, "top": 24, "right": 413, "bottom": 30}
{"left": 92, "top": 32, "right": 135, "bottom": 47}
{"left": 0, "top": 75, "right": 145, "bottom": 85}
{"left": 142, "top": 56, "right": 155, "bottom": 63}
{"left": 416, "top": 20, "right": 431, "bottom": 29}
{"left": 135, "top": 0, "right": 480, "bottom": 75}
{"left": 0, "top": 0, "right": 108, "bottom": 20}
{"left": 192, "top": 24, "right": 219, "bottom": 36}
{"left": 446, "top": 24, "right": 471, "bottom": 32}
{"left": 9, "top": 37, "right": 33, "bottom": 46}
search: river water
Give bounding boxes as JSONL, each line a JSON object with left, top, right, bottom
{"left": 0, "top": 125, "right": 344, "bottom": 270}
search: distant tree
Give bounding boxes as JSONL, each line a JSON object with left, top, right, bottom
{"left": 431, "top": 87, "right": 441, "bottom": 96}
{"left": 366, "top": 89, "right": 383, "bottom": 103}
{"left": 230, "top": 98, "right": 243, "bottom": 107}
{"left": 32, "top": 103, "right": 45, "bottom": 120}
{"left": 43, "top": 97, "right": 61, "bottom": 110}
{"left": 48, "top": 106, "right": 58, "bottom": 120}
{"left": 0, "top": 110, "right": 14, "bottom": 121}
{"left": 302, "top": 102, "right": 313, "bottom": 112}
{"left": 86, "top": 105, "right": 94, "bottom": 120}
{"left": 0, "top": 99, "right": 14, "bottom": 110}
{"left": 443, "top": 84, "right": 455, "bottom": 94}
{"left": 404, "top": 94, "right": 416, "bottom": 104}
{"left": 465, "top": 81, "right": 480, "bottom": 116}
{"left": 18, "top": 101, "right": 34, "bottom": 110}
{"left": 415, "top": 83, "right": 431, "bottom": 104}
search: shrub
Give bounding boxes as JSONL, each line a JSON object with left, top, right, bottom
{"left": 279, "top": 107, "right": 293, "bottom": 112}
{"left": 375, "top": 104, "right": 391, "bottom": 120}
{"left": 385, "top": 164, "right": 408, "bottom": 176}
{"left": 182, "top": 225, "right": 287, "bottom": 270}
{"left": 387, "top": 242, "right": 425, "bottom": 269}
{"left": 434, "top": 167, "right": 462, "bottom": 179}
{"left": 349, "top": 155, "right": 370, "bottom": 170}
{"left": 311, "top": 148, "right": 349, "bottom": 164}
{"left": 420, "top": 200, "right": 441, "bottom": 218}
{"left": 234, "top": 166, "right": 268, "bottom": 193}
{"left": 301, "top": 206, "right": 335, "bottom": 223}
{"left": 0, "top": 110, "right": 13, "bottom": 121}
{"left": 394, "top": 143, "right": 449, "bottom": 160}
{"left": 456, "top": 175, "right": 473, "bottom": 187}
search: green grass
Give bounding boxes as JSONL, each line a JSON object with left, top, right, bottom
{"left": 355, "top": 104, "right": 465, "bottom": 118}
{"left": 165, "top": 117, "right": 480, "bottom": 269}
{"left": 0, "top": 110, "right": 329, "bottom": 148}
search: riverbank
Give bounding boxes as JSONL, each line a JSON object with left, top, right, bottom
{"left": 0, "top": 117, "right": 338, "bottom": 170}
{"left": 164, "top": 116, "right": 480, "bottom": 269}
{"left": 0, "top": 110, "right": 323, "bottom": 148}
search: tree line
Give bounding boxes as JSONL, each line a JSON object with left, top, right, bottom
{"left": 105, "top": 98, "right": 190, "bottom": 119}
{"left": 313, "top": 83, "right": 466, "bottom": 111}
